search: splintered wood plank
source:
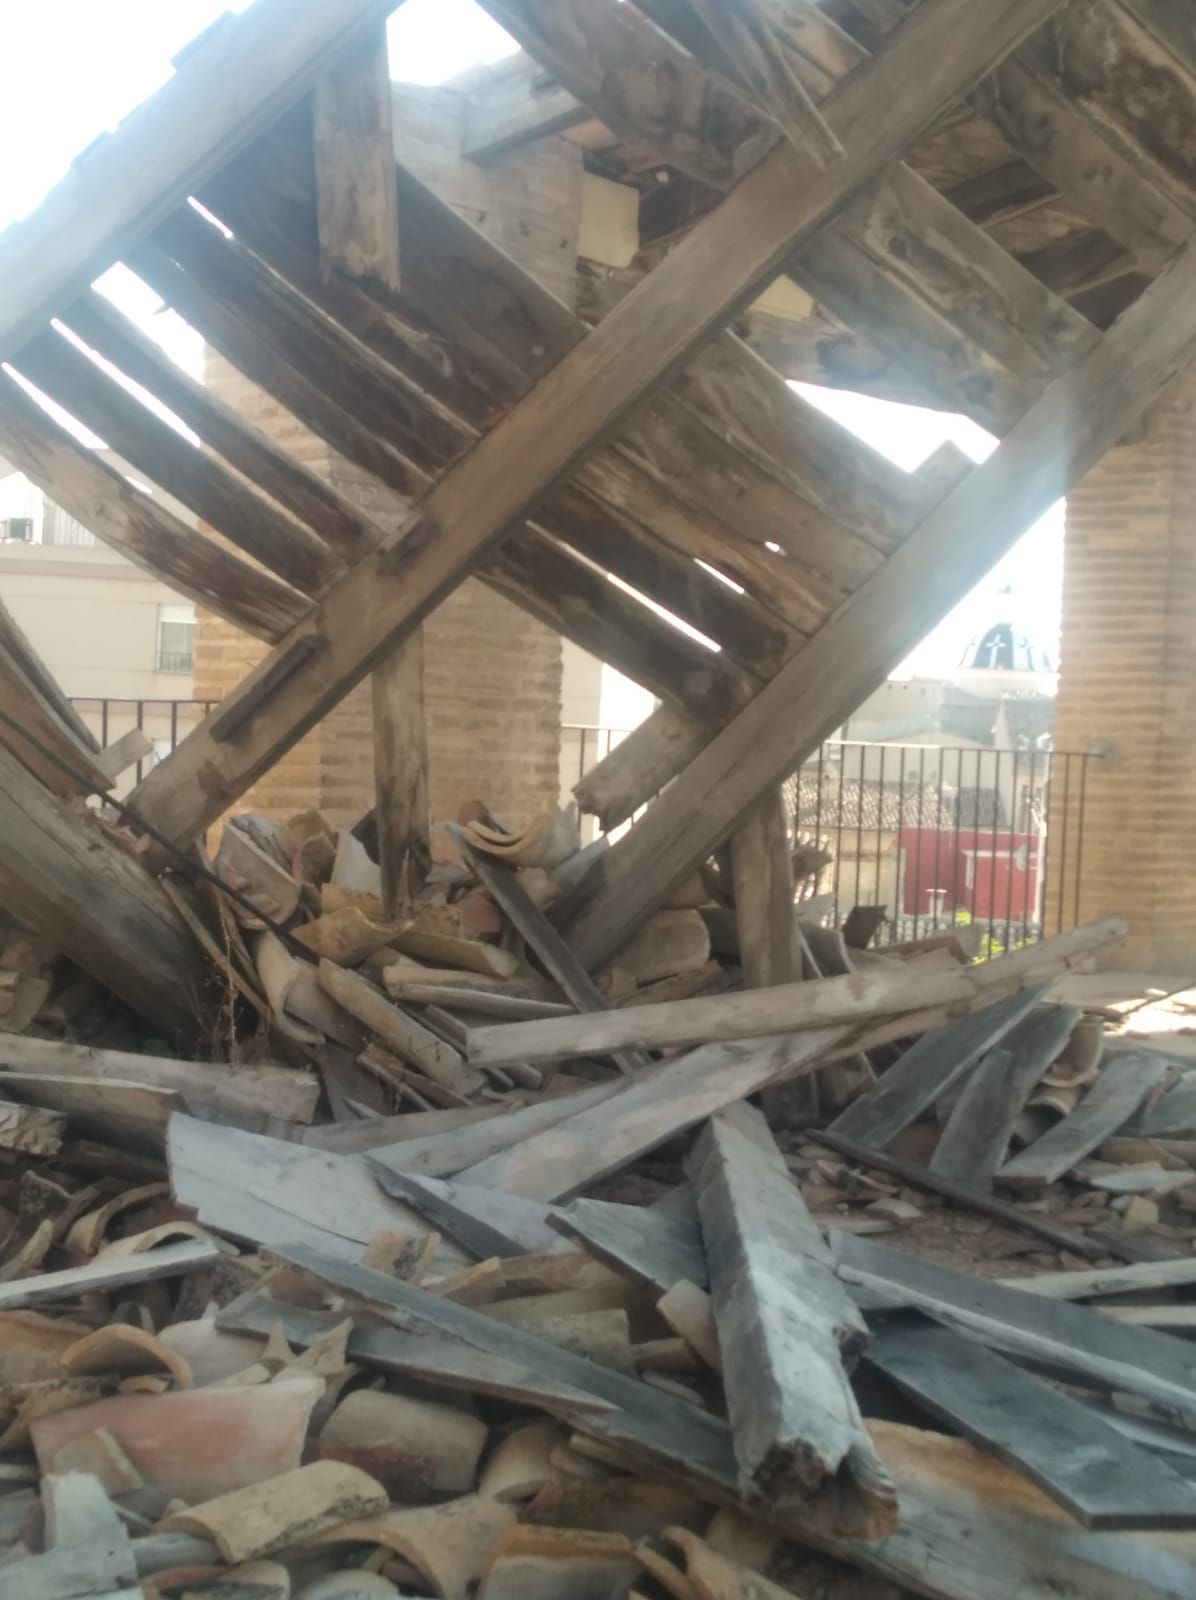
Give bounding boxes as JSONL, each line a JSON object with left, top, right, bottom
{"left": 370, "top": 1166, "right": 563, "bottom": 1258}
{"left": 0, "top": 0, "right": 401, "bottom": 359}
{"left": 866, "top": 1315, "right": 1196, "bottom": 1530}
{"left": 0, "top": 1239, "right": 219, "bottom": 1311}
{"left": 548, "top": 1198, "right": 708, "bottom": 1294}
{"left": 447, "top": 824, "right": 650, "bottom": 1077}
{"left": 0, "top": 371, "right": 307, "bottom": 642}
{"left": 996, "top": 1257, "right": 1196, "bottom": 1302}
{"left": 0, "top": 598, "right": 111, "bottom": 797}
{"left": 562, "top": 230, "right": 1196, "bottom": 970}
{"left": 219, "top": 1293, "right": 615, "bottom": 1417}
{"left": 692, "top": 1109, "right": 893, "bottom": 1524}
{"left": 827, "top": 987, "right": 1049, "bottom": 1149}
{"left": 131, "top": 0, "right": 1065, "bottom": 850}
{"left": 833, "top": 1232, "right": 1196, "bottom": 1419}
{"left": 930, "top": 1003, "right": 1083, "bottom": 1186}
{"left": 998, "top": 1051, "right": 1170, "bottom": 1188}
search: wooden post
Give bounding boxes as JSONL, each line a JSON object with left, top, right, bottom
{"left": 313, "top": 25, "right": 430, "bottom": 908}
{"left": 730, "top": 789, "right": 816, "bottom": 1126}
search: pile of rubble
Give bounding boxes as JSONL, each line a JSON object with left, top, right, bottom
{"left": 1, "top": 802, "right": 1196, "bottom": 1599}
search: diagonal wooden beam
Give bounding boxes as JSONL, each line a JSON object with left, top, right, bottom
{"left": 0, "top": 0, "right": 400, "bottom": 361}
{"left": 0, "top": 370, "right": 308, "bottom": 642}
{"left": 0, "top": 595, "right": 110, "bottom": 797}
{"left": 562, "top": 229, "right": 1196, "bottom": 968}
{"left": 463, "top": 53, "right": 590, "bottom": 164}
{"left": 130, "top": 0, "right": 1065, "bottom": 848}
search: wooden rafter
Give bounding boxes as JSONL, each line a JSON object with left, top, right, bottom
{"left": 0, "top": 0, "right": 399, "bottom": 360}
{"left": 127, "top": 0, "right": 1064, "bottom": 850}
{"left": 562, "top": 229, "right": 1196, "bottom": 968}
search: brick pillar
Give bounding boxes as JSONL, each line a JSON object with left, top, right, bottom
{"left": 1051, "top": 366, "right": 1196, "bottom": 971}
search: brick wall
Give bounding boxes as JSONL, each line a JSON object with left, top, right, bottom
{"left": 195, "top": 93, "right": 573, "bottom": 835}
{"left": 1051, "top": 365, "right": 1196, "bottom": 971}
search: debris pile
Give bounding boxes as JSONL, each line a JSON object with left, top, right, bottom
{"left": 1, "top": 803, "right": 1196, "bottom": 1599}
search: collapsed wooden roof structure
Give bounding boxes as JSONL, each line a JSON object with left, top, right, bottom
{"left": 2, "top": 0, "right": 1196, "bottom": 1041}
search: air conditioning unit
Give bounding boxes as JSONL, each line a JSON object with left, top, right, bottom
{"left": 1, "top": 517, "right": 32, "bottom": 542}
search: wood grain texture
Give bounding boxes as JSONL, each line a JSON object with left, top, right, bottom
{"left": 0, "top": 370, "right": 307, "bottom": 642}
{"left": 692, "top": 1110, "right": 892, "bottom": 1524}
{"left": 866, "top": 1314, "right": 1196, "bottom": 1529}
{"left": 0, "top": 0, "right": 399, "bottom": 358}
{"left": 130, "top": 0, "right": 1065, "bottom": 849}
{"left": 563, "top": 232, "right": 1196, "bottom": 969}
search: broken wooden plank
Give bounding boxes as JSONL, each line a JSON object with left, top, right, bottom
{"left": 318, "top": 959, "right": 482, "bottom": 1098}
{"left": 997, "top": 1256, "right": 1196, "bottom": 1302}
{"left": 999, "top": 1051, "right": 1171, "bottom": 1188}
{"left": 0, "top": 1032, "right": 318, "bottom": 1130}
{"left": 833, "top": 1232, "right": 1196, "bottom": 1419}
{"left": 828, "top": 986, "right": 1050, "bottom": 1149}
{"left": 692, "top": 1108, "right": 892, "bottom": 1526}
{"left": 930, "top": 1003, "right": 1083, "bottom": 1186}
{"left": 370, "top": 1167, "right": 563, "bottom": 1258}
{"left": 867, "top": 1313, "right": 1196, "bottom": 1529}
{"left": 0, "top": 1238, "right": 219, "bottom": 1312}
{"left": 466, "top": 926, "right": 1117, "bottom": 1070}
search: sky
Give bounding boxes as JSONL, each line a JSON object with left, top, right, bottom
{"left": 0, "top": 0, "right": 1062, "bottom": 680}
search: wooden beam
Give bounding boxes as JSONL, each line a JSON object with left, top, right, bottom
{"left": 60, "top": 290, "right": 377, "bottom": 564}
{"left": 0, "top": 745, "right": 207, "bottom": 1045}
{"left": 0, "top": 0, "right": 399, "bottom": 360}
{"left": 313, "top": 24, "right": 401, "bottom": 294}
{"left": 692, "top": 1108, "right": 893, "bottom": 1526}
{"left": 865, "top": 1315, "right": 1196, "bottom": 1530}
{"left": 463, "top": 54, "right": 589, "bottom": 162}
{"left": 0, "top": 370, "right": 307, "bottom": 642}
{"left": 475, "top": 0, "right": 777, "bottom": 190}
{"left": 465, "top": 921, "right": 1125, "bottom": 1071}
{"left": 680, "top": 0, "right": 845, "bottom": 168}
{"left": 16, "top": 326, "right": 342, "bottom": 597}
{"left": 313, "top": 25, "right": 429, "bottom": 912}
{"left": 132, "top": 0, "right": 1061, "bottom": 849}
{"left": 562, "top": 229, "right": 1196, "bottom": 970}
{"left": 1120, "top": 0, "right": 1196, "bottom": 77}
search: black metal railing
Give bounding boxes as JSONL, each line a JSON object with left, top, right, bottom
{"left": 785, "top": 741, "right": 1093, "bottom": 957}
{"left": 70, "top": 697, "right": 216, "bottom": 787}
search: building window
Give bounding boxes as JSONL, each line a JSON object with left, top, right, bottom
{"left": 156, "top": 605, "right": 195, "bottom": 674}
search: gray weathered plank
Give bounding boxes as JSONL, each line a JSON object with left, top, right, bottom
{"left": 999, "top": 1051, "right": 1170, "bottom": 1187}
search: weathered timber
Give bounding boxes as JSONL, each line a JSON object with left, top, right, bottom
{"left": 999, "top": 1050, "right": 1171, "bottom": 1187}
{"left": 827, "top": 987, "right": 1050, "bottom": 1148}
{"left": 692, "top": 1110, "right": 892, "bottom": 1523}
{"left": 998, "top": 1256, "right": 1196, "bottom": 1302}
{"left": 834, "top": 1232, "right": 1196, "bottom": 1418}
{"left": 867, "top": 1315, "right": 1196, "bottom": 1530}
{"left": 562, "top": 234, "right": 1196, "bottom": 969}
{"left": 0, "top": 370, "right": 307, "bottom": 642}
{"left": 466, "top": 922, "right": 1121, "bottom": 1070}
{"left": 0, "top": 0, "right": 401, "bottom": 358}
{"left": 930, "top": 1004, "right": 1084, "bottom": 1186}
{"left": 314, "top": 25, "right": 430, "bottom": 914}
{"left": 62, "top": 288, "right": 376, "bottom": 562}
{"left": 16, "top": 325, "right": 341, "bottom": 596}
{"left": 0, "top": 1034, "right": 318, "bottom": 1132}
{"left": 0, "top": 1239, "right": 219, "bottom": 1312}
{"left": 318, "top": 961, "right": 482, "bottom": 1098}
{"left": 131, "top": 0, "right": 1065, "bottom": 848}
{"left": 0, "top": 746, "right": 207, "bottom": 1044}
{"left": 463, "top": 53, "right": 590, "bottom": 162}
{"left": 370, "top": 1167, "right": 562, "bottom": 1259}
